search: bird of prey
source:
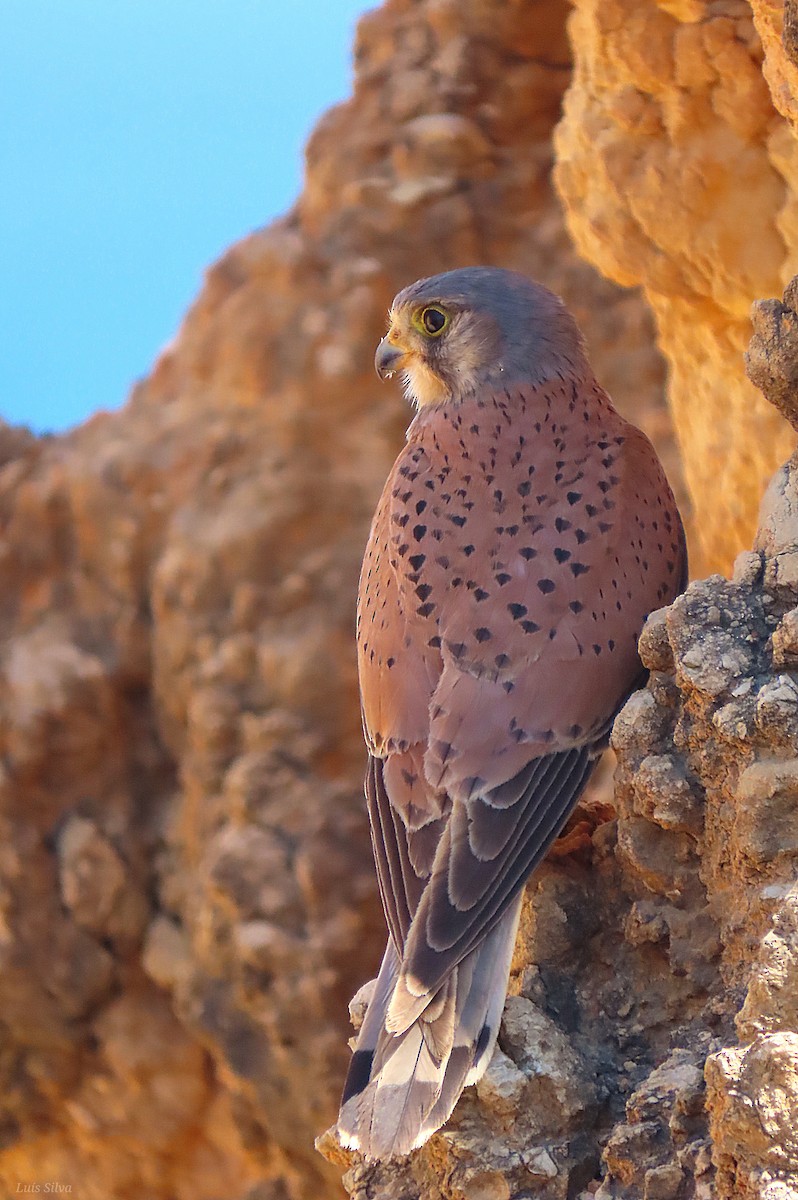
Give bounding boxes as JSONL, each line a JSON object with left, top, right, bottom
{"left": 336, "top": 266, "right": 687, "bottom": 1159}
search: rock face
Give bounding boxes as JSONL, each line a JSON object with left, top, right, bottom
{"left": 555, "top": 0, "right": 797, "bottom": 571}
{"left": 0, "top": 3, "right": 678, "bottom": 1199}
{"left": 4, "top": 0, "right": 798, "bottom": 1196}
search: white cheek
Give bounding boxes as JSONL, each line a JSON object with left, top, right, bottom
{"left": 397, "top": 357, "right": 450, "bottom": 406}
{"left": 400, "top": 367, "right": 420, "bottom": 406}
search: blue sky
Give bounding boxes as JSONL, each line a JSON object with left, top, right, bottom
{"left": 0, "top": 1, "right": 371, "bottom": 433}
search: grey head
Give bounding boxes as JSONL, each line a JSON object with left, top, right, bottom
{"left": 374, "top": 266, "right": 590, "bottom": 407}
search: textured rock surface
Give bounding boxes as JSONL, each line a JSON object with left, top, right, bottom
{"left": 555, "top": 0, "right": 797, "bottom": 571}
{"left": 0, "top": 3, "right": 677, "bottom": 1199}
{"left": 9, "top": 0, "right": 798, "bottom": 1193}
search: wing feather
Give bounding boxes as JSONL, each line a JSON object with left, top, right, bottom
{"left": 421, "top": 749, "right": 595, "bottom": 963}
{"left": 382, "top": 745, "right": 597, "bottom": 1035}
{"left": 366, "top": 756, "right": 412, "bottom": 950}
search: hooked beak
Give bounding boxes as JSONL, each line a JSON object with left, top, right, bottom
{"left": 375, "top": 337, "right": 406, "bottom": 380}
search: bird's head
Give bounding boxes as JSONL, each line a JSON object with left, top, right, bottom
{"left": 375, "top": 266, "right": 590, "bottom": 408}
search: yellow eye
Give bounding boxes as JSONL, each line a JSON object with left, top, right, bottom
{"left": 416, "top": 305, "right": 449, "bottom": 337}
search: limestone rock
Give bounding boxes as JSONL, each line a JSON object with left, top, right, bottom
{"left": 555, "top": 0, "right": 796, "bottom": 571}
{"left": 13, "top": 0, "right": 798, "bottom": 1192}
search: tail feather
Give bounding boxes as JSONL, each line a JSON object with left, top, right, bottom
{"left": 414, "top": 892, "right": 522, "bottom": 1145}
{"left": 336, "top": 894, "right": 522, "bottom": 1159}
{"left": 340, "top": 942, "right": 399, "bottom": 1108}
{"left": 419, "top": 972, "right": 457, "bottom": 1064}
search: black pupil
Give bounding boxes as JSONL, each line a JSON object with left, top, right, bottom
{"left": 423, "top": 308, "right": 445, "bottom": 334}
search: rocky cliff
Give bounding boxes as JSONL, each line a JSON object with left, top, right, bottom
{"left": 555, "top": 0, "right": 796, "bottom": 570}
{"left": 1, "top": 1, "right": 796, "bottom": 1198}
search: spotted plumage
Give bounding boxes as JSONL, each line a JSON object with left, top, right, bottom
{"left": 336, "top": 267, "right": 686, "bottom": 1160}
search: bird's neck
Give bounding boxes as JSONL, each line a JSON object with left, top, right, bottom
{"left": 406, "top": 369, "right": 608, "bottom": 437}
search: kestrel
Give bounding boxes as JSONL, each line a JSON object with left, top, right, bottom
{"left": 336, "top": 267, "right": 687, "bottom": 1159}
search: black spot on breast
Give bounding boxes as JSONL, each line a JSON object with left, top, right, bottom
{"left": 567, "top": 491, "right": 581, "bottom": 505}
{"left": 495, "top": 653, "right": 510, "bottom": 668}
{"left": 496, "top": 573, "right": 512, "bottom": 586}
{"left": 522, "top": 620, "right": 540, "bottom": 634}
{"left": 569, "top": 600, "right": 583, "bottom": 614}
{"left": 409, "top": 554, "right": 426, "bottom": 570}
{"left": 537, "top": 579, "right": 555, "bottom": 594}
{"left": 508, "top": 603, "right": 527, "bottom": 619}
{"left": 520, "top": 547, "right": 537, "bottom": 560}
{"left": 555, "top": 517, "right": 571, "bottom": 533}
{"left": 474, "top": 588, "right": 489, "bottom": 602}
{"left": 463, "top": 545, "right": 475, "bottom": 556}
{"left": 570, "top": 563, "right": 590, "bottom": 577}
{"left": 474, "top": 627, "right": 492, "bottom": 643}
{"left": 554, "top": 548, "right": 571, "bottom": 563}
{"left": 413, "top": 525, "right": 427, "bottom": 541}
{"left": 415, "top": 584, "right": 433, "bottom": 601}
{"left": 417, "top": 602, "right": 435, "bottom": 617}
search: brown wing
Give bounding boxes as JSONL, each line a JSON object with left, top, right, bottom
{"left": 368, "top": 744, "right": 598, "bottom": 990}
{"left": 358, "top": 381, "right": 686, "bottom": 1002}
